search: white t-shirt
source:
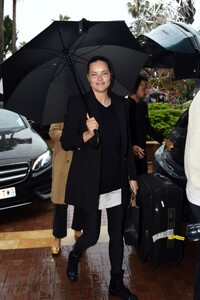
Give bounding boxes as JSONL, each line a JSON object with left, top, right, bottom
{"left": 184, "top": 91, "right": 200, "bottom": 206}
{"left": 186, "top": 184, "right": 200, "bottom": 206}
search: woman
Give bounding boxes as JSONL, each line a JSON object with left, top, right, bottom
{"left": 49, "top": 123, "right": 82, "bottom": 255}
{"left": 61, "top": 56, "right": 138, "bottom": 299}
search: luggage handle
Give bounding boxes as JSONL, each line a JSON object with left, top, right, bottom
{"left": 154, "top": 172, "right": 172, "bottom": 185}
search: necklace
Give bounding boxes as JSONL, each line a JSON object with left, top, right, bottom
{"left": 98, "top": 96, "right": 111, "bottom": 107}
{"left": 102, "top": 98, "right": 111, "bottom": 107}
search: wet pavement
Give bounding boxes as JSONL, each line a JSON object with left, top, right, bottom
{"left": 0, "top": 157, "right": 198, "bottom": 300}
{"left": 0, "top": 198, "right": 198, "bottom": 300}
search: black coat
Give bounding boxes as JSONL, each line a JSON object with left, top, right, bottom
{"left": 128, "top": 97, "right": 164, "bottom": 149}
{"left": 61, "top": 91, "right": 137, "bottom": 211}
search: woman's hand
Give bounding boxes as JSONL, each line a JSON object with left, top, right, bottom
{"left": 163, "top": 138, "right": 174, "bottom": 149}
{"left": 133, "top": 145, "right": 145, "bottom": 159}
{"left": 129, "top": 180, "right": 138, "bottom": 196}
{"left": 86, "top": 113, "right": 99, "bottom": 136}
{"left": 83, "top": 113, "right": 99, "bottom": 142}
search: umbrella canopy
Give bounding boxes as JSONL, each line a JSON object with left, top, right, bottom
{"left": 1, "top": 19, "right": 148, "bottom": 125}
{"left": 137, "top": 22, "right": 200, "bottom": 80}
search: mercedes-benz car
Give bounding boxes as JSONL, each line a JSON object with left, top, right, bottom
{"left": 0, "top": 108, "right": 52, "bottom": 209}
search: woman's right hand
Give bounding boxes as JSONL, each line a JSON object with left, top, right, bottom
{"left": 86, "top": 113, "right": 99, "bottom": 137}
{"left": 83, "top": 113, "right": 99, "bottom": 142}
{"left": 133, "top": 145, "right": 145, "bottom": 159}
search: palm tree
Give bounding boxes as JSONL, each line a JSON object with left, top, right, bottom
{"left": 4, "top": 15, "right": 13, "bottom": 57}
{"left": 12, "top": 0, "right": 17, "bottom": 53}
{"left": 0, "top": 0, "right": 4, "bottom": 63}
{"left": 0, "top": 0, "right": 18, "bottom": 59}
{"left": 127, "top": 0, "right": 166, "bottom": 36}
{"left": 176, "top": 0, "right": 196, "bottom": 24}
{"left": 58, "top": 14, "right": 70, "bottom": 21}
{"left": 127, "top": 0, "right": 196, "bottom": 37}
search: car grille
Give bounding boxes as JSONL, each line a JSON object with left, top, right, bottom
{"left": 0, "top": 162, "right": 30, "bottom": 187}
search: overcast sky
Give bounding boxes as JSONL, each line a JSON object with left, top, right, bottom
{"left": 4, "top": 0, "right": 200, "bottom": 46}
{"left": 4, "top": 0, "right": 133, "bottom": 45}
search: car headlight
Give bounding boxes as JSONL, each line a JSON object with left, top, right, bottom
{"left": 32, "top": 150, "right": 52, "bottom": 172}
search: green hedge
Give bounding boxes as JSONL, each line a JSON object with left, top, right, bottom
{"left": 147, "top": 102, "right": 188, "bottom": 139}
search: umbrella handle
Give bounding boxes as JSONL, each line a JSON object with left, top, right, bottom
{"left": 89, "top": 129, "right": 100, "bottom": 149}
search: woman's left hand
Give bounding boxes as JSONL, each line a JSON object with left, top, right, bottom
{"left": 163, "top": 138, "right": 174, "bottom": 149}
{"left": 129, "top": 180, "right": 138, "bottom": 196}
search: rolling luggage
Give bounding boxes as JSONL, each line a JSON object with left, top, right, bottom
{"left": 136, "top": 172, "right": 184, "bottom": 267}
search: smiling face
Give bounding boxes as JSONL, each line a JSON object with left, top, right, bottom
{"left": 87, "top": 60, "right": 111, "bottom": 95}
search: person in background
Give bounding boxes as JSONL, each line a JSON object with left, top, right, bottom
{"left": 128, "top": 75, "right": 173, "bottom": 175}
{"left": 61, "top": 56, "right": 138, "bottom": 300}
{"left": 184, "top": 91, "right": 200, "bottom": 300}
{"left": 49, "top": 123, "right": 82, "bottom": 256}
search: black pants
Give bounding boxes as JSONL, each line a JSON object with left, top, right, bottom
{"left": 52, "top": 204, "right": 82, "bottom": 239}
{"left": 189, "top": 202, "right": 200, "bottom": 300}
{"left": 73, "top": 204, "right": 126, "bottom": 273}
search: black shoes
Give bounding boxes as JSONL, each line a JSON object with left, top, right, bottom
{"left": 66, "top": 250, "right": 80, "bottom": 281}
{"left": 109, "top": 285, "right": 138, "bottom": 300}
{"left": 109, "top": 270, "right": 138, "bottom": 300}
{"left": 66, "top": 256, "right": 138, "bottom": 300}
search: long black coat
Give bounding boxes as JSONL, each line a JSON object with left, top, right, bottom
{"left": 128, "top": 97, "right": 164, "bottom": 149}
{"left": 61, "top": 91, "right": 137, "bottom": 211}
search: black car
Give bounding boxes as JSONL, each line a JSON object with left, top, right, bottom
{"left": 0, "top": 108, "right": 52, "bottom": 209}
{"left": 153, "top": 109, "right": 190, "bottom": 218}
{"left": 28, "top": 121, "right": 50, "bottom": 140}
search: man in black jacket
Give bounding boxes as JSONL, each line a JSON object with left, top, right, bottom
{"left": 128, "top": 75, "right": 173, "bottom": 175}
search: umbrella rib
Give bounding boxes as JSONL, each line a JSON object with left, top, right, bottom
{"left": 55, "top": 20, "right": 91, "bottom": 54}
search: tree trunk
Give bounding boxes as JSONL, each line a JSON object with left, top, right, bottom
{"left": 0, "top": 0, "right": 4, "bottom": 63}
{"left": 12, "top": 0, "right": 17, "bottom": 53}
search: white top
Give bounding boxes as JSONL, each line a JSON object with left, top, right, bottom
{"left": 98, "top": 188, "right": 121, "bottom": 210}
{"left": 186, "top": 187, "right": 200, "bottom": 206}
{"left": 184, "top": 90, "right": 200, "bottom": 206}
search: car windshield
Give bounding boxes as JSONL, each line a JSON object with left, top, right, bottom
{"left": 0, "top": 109, "right": 26, "bottom": 130}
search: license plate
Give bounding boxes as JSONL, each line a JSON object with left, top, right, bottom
{"left": 0, "top": 187, "right": 16, "bottom": 199}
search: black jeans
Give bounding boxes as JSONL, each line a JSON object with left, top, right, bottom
{"left": 188, "top": 202, "right": 200, "bottom": 300}
{"left": 73, "top": 204, "right": 126, "bottom": 273}
{"left": 53, "top": 204, "right": 82, "bottom": 239}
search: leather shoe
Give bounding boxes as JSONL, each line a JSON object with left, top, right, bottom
{"left": 66, "top": 250, "right": 80, "bottom": 281}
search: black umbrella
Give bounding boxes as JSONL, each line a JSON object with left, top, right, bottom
{"left": 1, "top": 19, "right": 148, "bottom": 125}
{"left": 137, "top": 21, "right": 200, "bottom": 80}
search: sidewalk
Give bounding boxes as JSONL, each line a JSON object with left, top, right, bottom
{"left": 0, "top": 198, "right": 197, "bottom": 300}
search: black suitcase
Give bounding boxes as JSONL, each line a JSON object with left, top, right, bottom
{"left": 136, "top": 172, "right": 184, "bottom": 267}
